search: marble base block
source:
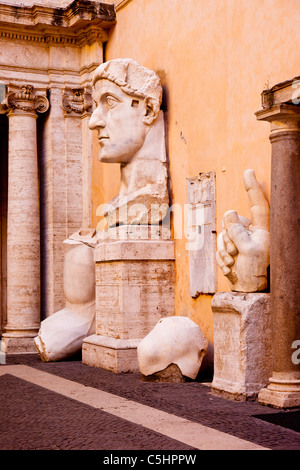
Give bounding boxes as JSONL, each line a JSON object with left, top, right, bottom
{"left": 211, "top": 292, "right": 272, "bottom": 400}
{"left": 0, "top": 341, "right": 6, "bottom": 364}
{"left": 82, "top": 232, "right": 175, "bottom": 373}
{"left": 258, "top": 373, "right": 300, "bottom": 409}
{"left": 82, "top": 335, "right": 141, "bottom": 373}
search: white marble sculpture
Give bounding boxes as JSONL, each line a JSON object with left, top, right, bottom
{"left": 216, "top": 169, "right": 270, "bottom": 292}
{"left": 34, "top": 229, "right": 96, "bottom": 361}
{"left": 137, "top": 316, "right": 208, "bottom": 380}
{"left": 89, "top": 58, "right": 169, "bottom": 227}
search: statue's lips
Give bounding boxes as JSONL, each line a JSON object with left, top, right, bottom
{"left": 98, "top": 136, "right": 109, "bottom": 144}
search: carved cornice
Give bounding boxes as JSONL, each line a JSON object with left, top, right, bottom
{"left": 0, "top": 0, "right": 115, "bottom": 46}
{"left": 62, "top": 87, "right": 93, "bottom": 115}
{"left": 0, "top": 1, "right": 116, "bottom": 28}
{"left": 261, "top": 75, "right": 300, "bottom": 109}
{"left": 6, "top": 85, "right": 49, "bottom": 114}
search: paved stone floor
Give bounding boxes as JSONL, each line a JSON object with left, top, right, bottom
{"left": 0, "top": 354, "right": 299, "bottom": 455}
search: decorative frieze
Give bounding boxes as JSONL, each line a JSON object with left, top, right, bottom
{"left": 187, "top": 172, "right": 217, "bottom": 297}
{"left": 0, "top": 27, "right": 109, "bottom": 47}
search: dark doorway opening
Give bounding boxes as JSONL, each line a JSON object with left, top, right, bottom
{"left": 0, "top": 114, "right": 8, "bottom": 336}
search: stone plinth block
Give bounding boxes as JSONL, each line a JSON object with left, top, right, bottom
{"left": 211, "top": 292, "right": 272, "bottom": 400}
{"left": 0, "top": 341, "right": 6, "bottom": 364}
{"left": 82, "top": 237, "right": 175, "bottom": 372}
{"left": 82, "top": 336, "right": 140, "bottom": 373}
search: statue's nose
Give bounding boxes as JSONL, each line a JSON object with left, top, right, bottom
{"left": 89, "top": 108, "right": 105, "bottom": 130}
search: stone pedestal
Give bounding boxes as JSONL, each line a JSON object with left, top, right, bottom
{"left": 82, "top": 227, "right": 175, "bottom": 372}
{"left": 0, "top": 341, "right": 6, "bottom": 364}
{"left": 211, "top": 292, "right": 272, "bottom": 400}
{"left": 255, "top": 104, "right": 300, "bottom": 408}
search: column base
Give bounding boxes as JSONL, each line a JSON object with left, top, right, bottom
{"left": 258, "top": 377, "right": 300, "bottom": 408}
{"left": 82, "top": 334, "right": 141, "bottom": 373}
{"left": 1, "top": 329, "right": 39, "bottom": 354}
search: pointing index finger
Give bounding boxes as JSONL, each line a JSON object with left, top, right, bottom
{"left": 243, "top": 169, "right": 270, "bottom": 230}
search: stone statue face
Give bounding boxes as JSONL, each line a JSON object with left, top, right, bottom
{"left": 89, "top": 79, "right": 149, "bottom": 163}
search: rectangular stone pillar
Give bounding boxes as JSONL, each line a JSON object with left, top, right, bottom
{"left": 41, "top": 86, "right": 93, "bottom": 318}
{"left": 82, "top": 227, "right": 175, "bottom": 372}
{"left": 211, "top": 292, "right": 272, "bottom": 400}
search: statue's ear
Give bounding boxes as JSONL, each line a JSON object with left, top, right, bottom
{"left": 143, "top": 97, "right": 159, "bottom": 125}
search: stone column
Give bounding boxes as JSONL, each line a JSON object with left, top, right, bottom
{"left": 1, "top": 85, "right": 49, "bottom": 354}
{"left": 256, "top": 104, "right": 300, "bottom": 408}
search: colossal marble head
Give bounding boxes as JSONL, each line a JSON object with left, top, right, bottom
{"left": 89, "top": 58, "right": 163, "bottom": 164}
{"left": 89, "top": 58, "right": 169, "bottom": 227}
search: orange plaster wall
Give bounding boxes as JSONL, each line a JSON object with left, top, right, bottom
{"left": 91, "top": 0, "right": 300, "bottom": 343}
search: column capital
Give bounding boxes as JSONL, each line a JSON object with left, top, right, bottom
{"left": 6, "top": 84, "right": 49, "bottom": 115}
{"left": 255, "top": 104, "right": 300, "bottom": 138}
{"left": 62, "top": 87, "right": 93, "bottom": 117}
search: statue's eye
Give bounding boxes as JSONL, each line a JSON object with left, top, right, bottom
{"left": 106, "top": 96, "right": 118, "bottom": 108}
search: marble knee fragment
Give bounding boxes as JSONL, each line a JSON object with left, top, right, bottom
{"left": 137, "top": 316, "right": 208, "bottom": 380}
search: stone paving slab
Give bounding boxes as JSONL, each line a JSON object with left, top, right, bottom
{"left": 0, "top": 365, "right": 267, "bottom": 451}
{"left": 1, "top": 354, "right": 300, "bottom": 451}
{"left": 0, "top": 374, "right": 196, "bottom": 451}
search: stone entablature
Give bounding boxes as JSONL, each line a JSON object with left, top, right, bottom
{"left": 0, "top": 1, "right": 116, "bottom": 89}
{"left": 0, "top": 1, "right": 115, "bottom": 35}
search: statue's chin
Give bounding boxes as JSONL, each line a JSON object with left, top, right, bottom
{"left": 98, "top": 152, "right": 132, "bottom": 164}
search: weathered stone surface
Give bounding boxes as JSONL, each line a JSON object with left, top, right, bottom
{"left": 34, "top": 231, "right": 96, "bottom": 362}
{"left": 137, "top": 316, "right": 208, "bottom": 380}
{"left": 94, "top": 239, "right": 175, "bottom": 340}
{"left": 82, "top": 336, "right": 140, "bottom": 373}
{"left": 211, "top": 292, "right": 272, "bottom": 400}
{"left": 141, "top": 363, "right": 186, "bottom": 383}
{"left": 216, "top": 169, "right": 270, "bottom": 293}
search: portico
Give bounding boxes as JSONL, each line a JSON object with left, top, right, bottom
{"left": 0, "top": 0, "right": 116, "bottom": 353}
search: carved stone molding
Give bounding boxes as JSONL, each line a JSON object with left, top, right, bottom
{"left": 0, "top": 1, "right": 115, "bottom": 47}
{"left": 6, "top": 85, "right": 49, "bottom": 114}
{"left": 0, "top": 25, "right": 109, "bottom": 47}
{"left": 62, "top": 87, "right": 93, "bottom": 116}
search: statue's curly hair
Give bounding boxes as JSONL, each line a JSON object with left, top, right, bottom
{"left": 92, "top": 58, "right": 162, "bottom": 115}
